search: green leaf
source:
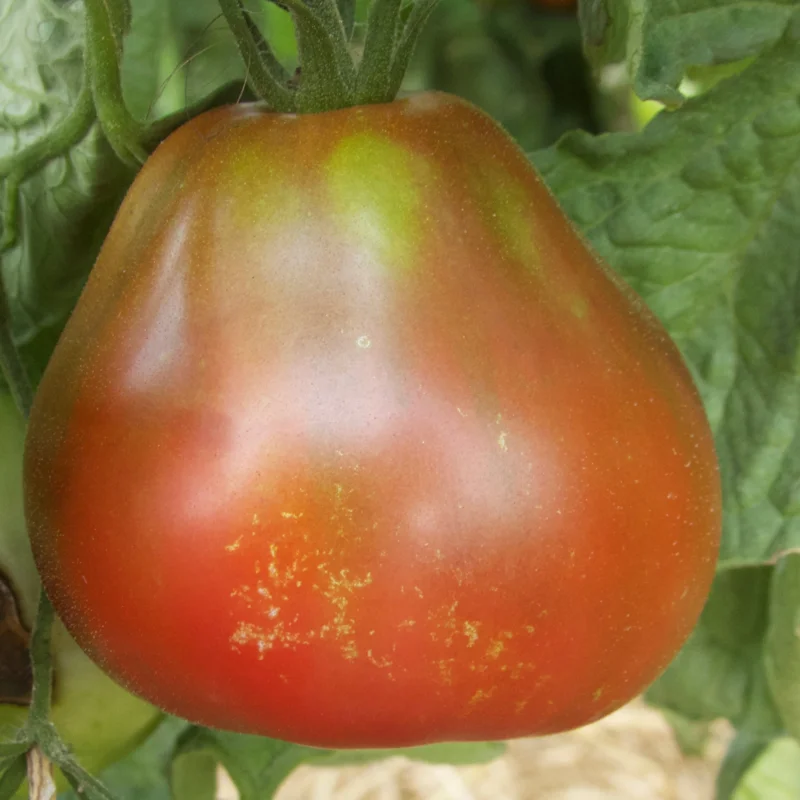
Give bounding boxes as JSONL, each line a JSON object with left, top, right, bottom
{"left": 170, "top": 751, "right": 217, "bottom": 800}
{"left": 170, "top": 727, "right": 503, "bottom": 798}
{"left": 660, "top": 709, "right": 712, "bottom": 757}
{"left": 633, "top": 0, "right": 797, "bottom": 105}
{"left": 0, "top": 755, "right": 26, "bottom": 800}
{"left": 581, "top": 0, "right": 797, "bottom": 106}
{"left": 0, "top": 0, "right": 134, "bottom": 387}
{"left": 716, "top": 731, "right": 772, "bottom": 800}
{"left": 58, "top": 717, "right": 188, "bottom": 800}
{"left": 314, "top": 740, "right": 505, "bottom": 768}
{"left": 646, "top": 567, "right": 782, "bottom": 733}
{"left": 764, "top": 553, "right": 800, "bottom": 739}
{"left": 578, "top": 0, "right": 633, "bottom": 68}
{"left": 172, "top": 727, "right": 325, "bottom": 800}
{"left": 0, "top": 744, "right": 29, "bottom": 762}
{"left": 730, "top": 737, "right": 800, "bottom": 800}
{"left": 535, "top": 22, "right": 800, "bottom": 566}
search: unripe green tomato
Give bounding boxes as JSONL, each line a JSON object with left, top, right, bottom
{"left": 0, "top": 393, "right": 161, "bottom": 794}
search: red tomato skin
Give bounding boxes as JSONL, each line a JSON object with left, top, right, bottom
{"left": 24, "top": 93, "right": 721, "bottom": 749}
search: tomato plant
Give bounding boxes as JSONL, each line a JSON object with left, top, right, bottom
{"left": 24, "top": 90, "right": 720, "bottom": 748}
{"left": 3, "top": 0, "right": 799, "bottom": 797}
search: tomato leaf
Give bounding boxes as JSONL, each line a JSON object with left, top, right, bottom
{"left": 580, "top": 0, "right": 797, "bottom": 106}
{"left": 169, "top": 726, "right": 505, "bottom": 799}
{"left": 0, "top": 0, "right": 134, "bottom": 388}
{"left": 646, "top": 567, "right": 783, "bottom": 732}
{"left": 0, "top": 742, "right": 30, "bottom": 761}
{"left": 0, "top": 754, "right": 26, "bottom": 800}
{"left": 721, "top": 736, "right": 800, "bottom": 800}
{"left": 715, "top": 730, "right": 772, "bottom": 800}
{"left": 535, "top": 20, "right": 800, "bottom": 567}
{"left": 313, "top": 740, "right": 506, "bottom": 767}
{"left": 764, "top": 554, "right": 800, "bottom": 740}
{"left": 170, "top": 750, "right": 218, "bottom": 800}
{"left": 171, "top": 727, "right": 327, "bottom": 800}
{"left": 57, "top": 717, "right": 188, "bottom": 800}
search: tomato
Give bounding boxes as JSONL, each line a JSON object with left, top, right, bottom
{"left": 24, "top": 92, "right": 721, "bottom": 749}
{"left": 0, "top": 394, "right": 161, "bottom": 794}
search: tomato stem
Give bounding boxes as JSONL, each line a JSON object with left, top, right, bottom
{"left": 0, "top": 291, "right": 33, "bottom": 419}
{"left": 219, "top": 0, "right": 298, "bottom": 112}
{"left": 0, "top": 274, "right": 77, "bottom": 798}
{"left": 355, "top": 0, "right": 404, "bottom": 104}
{"left": 0, "top": 312, "right": 121, "bottom": 796}
{"left": 0, "top": 64, "right": 95, "bottom": 254}
{"left": 282, "top": 0, "right": 357, "bottom": 112}
{"left": 216, "top": 0, "right": 441, "bottom": 112}
{"left": 84, "top": 0, "right": 149, "bottom": 165}
{"left": 337, "top": 0, "right": 357, "bottom": 40}
{"left": 27, "top": 593, "right": 55, "bottom": 726}
{"left": 386, "top": 0, "right": 440, "bottom": 98}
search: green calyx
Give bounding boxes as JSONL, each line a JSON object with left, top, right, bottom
{"left": 0, "top": 0, "right": 439, "bottom": 255}
{"left": 220, "top": 0, "right": 441, "bottom": 114}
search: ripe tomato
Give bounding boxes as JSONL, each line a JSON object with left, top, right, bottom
{"left": 24, "top": 93, "right": 721, "bottom": 749}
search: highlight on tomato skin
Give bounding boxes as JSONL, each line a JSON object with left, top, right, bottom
{"left": 23, "top": 91, "right": 722, "bottom": 750}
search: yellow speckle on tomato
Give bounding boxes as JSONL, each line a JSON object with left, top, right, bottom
{"left": 469, "top": 687, "right": 497, "bottom": 706}
{"left": 486, "top": 638, "right": 506, "bottom": 660}
{"left": 342, "top": 641, "right": 359, "bottom": 661}
{"left": 463, "top": 621, "right": 480, "bottom": 647}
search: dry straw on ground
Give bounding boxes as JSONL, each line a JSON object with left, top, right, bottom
{"left": 217, "top": 699, "right": 733, "bottom": 799}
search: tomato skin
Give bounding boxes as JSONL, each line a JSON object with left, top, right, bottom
{"left": 24, "top": 93, "right": 720, "bottom": 749}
